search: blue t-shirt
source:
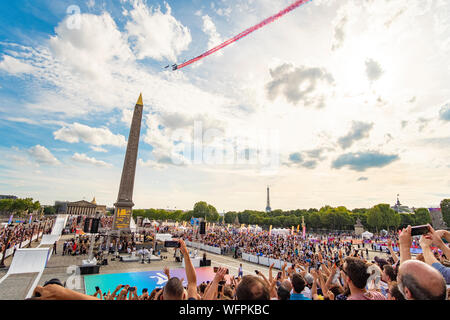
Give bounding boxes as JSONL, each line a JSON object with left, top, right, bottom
{"left": 290, "top": 293, "right": 311, "bottom": 300}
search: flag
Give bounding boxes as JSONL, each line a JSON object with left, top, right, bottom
{"left": 227, "top": 224, "right": 230, "bottom": 229}
{"left": 8, "top": 214, "right": 13, "bottom": 225}
{"left": 297, "top": 225, "right": 300, "bottom": 232}
{"left": 291, "top": 226, "right": 294, "bottom": 234}
{"left": 269, "top": 225, "right": 272, "bottom": 235}
{"left": 302, "top": 226, "right": 306, "bottom": 239}
{"left": 29, "top": 215, "right": 32, "bottom": 224}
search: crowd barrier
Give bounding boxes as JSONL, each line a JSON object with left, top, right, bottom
{"left": 184, "top": 241, "right": 295, "bottom": 270}
{"left": 0, "top": 232, "right": 43, "bottom": 260}
{"left": 185, "top": 241, "right": 223, "bottom": 255}
{"left": 373, "top": 244, "right": 423, "bottom": 255}
{"left": 241, "top": 252, "right": 292, "bottom": 270}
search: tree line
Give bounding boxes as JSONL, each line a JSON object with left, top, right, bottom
{"left": 0, "top": 198, "right": 41, "bottom": 217}
{"left": 130, "top": 200, "right": 450, "bottom": 233}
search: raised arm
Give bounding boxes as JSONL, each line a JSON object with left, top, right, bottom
{"left": 386, "top": 239, "right": 399, "bottom": 264}
{"left": 163, "top": 266, "right": 171, "bottom": 280}
{"left": 268, "top": 263, "right": 274, "bottom": 284}
{"left": 398, "top": 226, "right": 412, "bottom": 264}
{"left": 429, "top": 226, "right": 450, "bottom": 258}
{"left": 179, "top": 239, "right": 197, "bottom": 299}
{"left": 203, "top": 267, "right": 227, "bottom": 300}
{"left": 33, "top": 284, "right": 100, "bottom": 300}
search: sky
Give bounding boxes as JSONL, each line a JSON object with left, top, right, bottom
{"left": 0, "top": 0, "right": 449, "bottom": 212}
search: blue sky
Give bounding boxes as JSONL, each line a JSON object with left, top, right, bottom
{"left": 0, "top": 0, "right": 449, "bottom": 211}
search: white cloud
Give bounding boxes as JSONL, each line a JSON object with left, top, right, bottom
{"left": 125, "top": 1, "right": 191, "bottom": 61}
{"left": 202, "top": 15, "right": 222, "bottom": 52}
{"left": 0, "top": 55, "right": 35, "bottom": 75}
{"left": 87, "top": 0, "right": 95, "bottom": 9}
{"left": 121, "top": 108, "right": 133, "bottom": 127}
{"left": 53, "top": 122, "right": 126, "bottom": 147}
{"left": 72, "top": 152, "right": 112, "bottom": 167}
{"left": 365, "top": 58, "right": 384, "bottom": 82}
{"left": 90, "top": 146, "right": 108, "bottom": 153}
{"left": 49, "top": 12, "right": 133, "bottom": 79}
{"left": 138, "top": 158, "right": 167, "bottom": 170}
{"left": 27, "top": 145, "right": 60, "bottom": 165}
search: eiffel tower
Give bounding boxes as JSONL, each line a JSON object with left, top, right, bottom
{"left": 265, "top": 186, "right": 271, "bottom": 213}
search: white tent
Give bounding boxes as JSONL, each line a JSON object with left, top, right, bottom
{"left": 361, "top": 231, "right": 374, "bottom": 239}
{"left": 142, "top": 218, "right": 151, "bottom": 225}
{"left": 130, "top": 217, "right": 137, "bottom": 232}
{"left": 151, "top": 221, "right": 159, "bottom": 227}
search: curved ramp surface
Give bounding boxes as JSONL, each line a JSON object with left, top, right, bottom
{"left": 39, "top": 234, "right": 60, "bottom": 246}
{"left": 51, "top": 214, "right": 68, "bottom": 236}
{"left": 7, "top": 248, "right": 51, "bottom": 275}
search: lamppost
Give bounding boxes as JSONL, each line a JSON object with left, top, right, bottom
{"left": 0, "top": 226, "right": 13, "bottom": 268}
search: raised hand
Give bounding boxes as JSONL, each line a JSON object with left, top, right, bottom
{"left": 163, "top": 266, "right": 170, "bottom": 279}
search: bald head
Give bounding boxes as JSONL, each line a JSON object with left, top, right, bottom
{"left": 398, "top": 260, "right": 447, "bottom": 300}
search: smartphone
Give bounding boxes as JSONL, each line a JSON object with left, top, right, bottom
{"left": 411, "top": 225, "right": 430, "bottom": 236}
{"left": 95, "top": 286, "right": 100, "bottom": 291}
{"left": 142, "top": 288, "right": 148, "bottom": 293}
{"left": 164, "top": 240, "right": 180, "bottom": 248}
{"left": 255, "top": 270, "right": 259, "bottom": 275}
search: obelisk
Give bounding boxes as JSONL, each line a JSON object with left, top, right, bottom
{"left": 112, "top": 94, "right": 144, "bottom": 231}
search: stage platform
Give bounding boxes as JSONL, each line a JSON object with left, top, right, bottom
{"left": 84, "top": 267, "right": 218, "bottom": 296}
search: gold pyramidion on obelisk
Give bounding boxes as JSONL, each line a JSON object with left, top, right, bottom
{"left": 112, "top": 93, "right": 144, "bottom": 231}
{"left": 136, "top": 93, "right": 143, "bottom": 106}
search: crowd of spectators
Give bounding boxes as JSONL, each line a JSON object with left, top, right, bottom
{"left": 31, "top": 224, "right": 450, "bottom": 300}
{"left": 0, "top": 219, "right": 54, "bottom": 255}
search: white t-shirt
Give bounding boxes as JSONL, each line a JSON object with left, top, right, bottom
{"left": 301, "top": 287, "right": 312, "bottom": 299}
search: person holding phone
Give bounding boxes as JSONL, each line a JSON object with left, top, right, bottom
{"left": 418, "top": 225, "right": 450, "bottom": 284}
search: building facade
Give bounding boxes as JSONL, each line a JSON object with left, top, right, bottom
{"left": 57, "top": 197, "right": 107, "bottom": 216}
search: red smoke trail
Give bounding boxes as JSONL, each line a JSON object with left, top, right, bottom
{"left": 173, "top": 0, "right": 312, "bottom": 70}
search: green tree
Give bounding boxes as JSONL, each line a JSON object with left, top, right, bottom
{"left": 399, "top": 213, "right": 415, "bottom": 228}
{"left": 44, "top": 206, "right": 56, "bottom": 215}
{"left": 440, "top": 199, "right": 450, "bottom": 226}
{"left": 414, "top": 208, "right": 431, "bottom": 225}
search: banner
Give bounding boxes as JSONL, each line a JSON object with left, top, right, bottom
{"left": 113, "top": 207, "right": 132, "bottom": 230}
{"left": 302, "top": 226, "right": 306, "bottom": 239}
